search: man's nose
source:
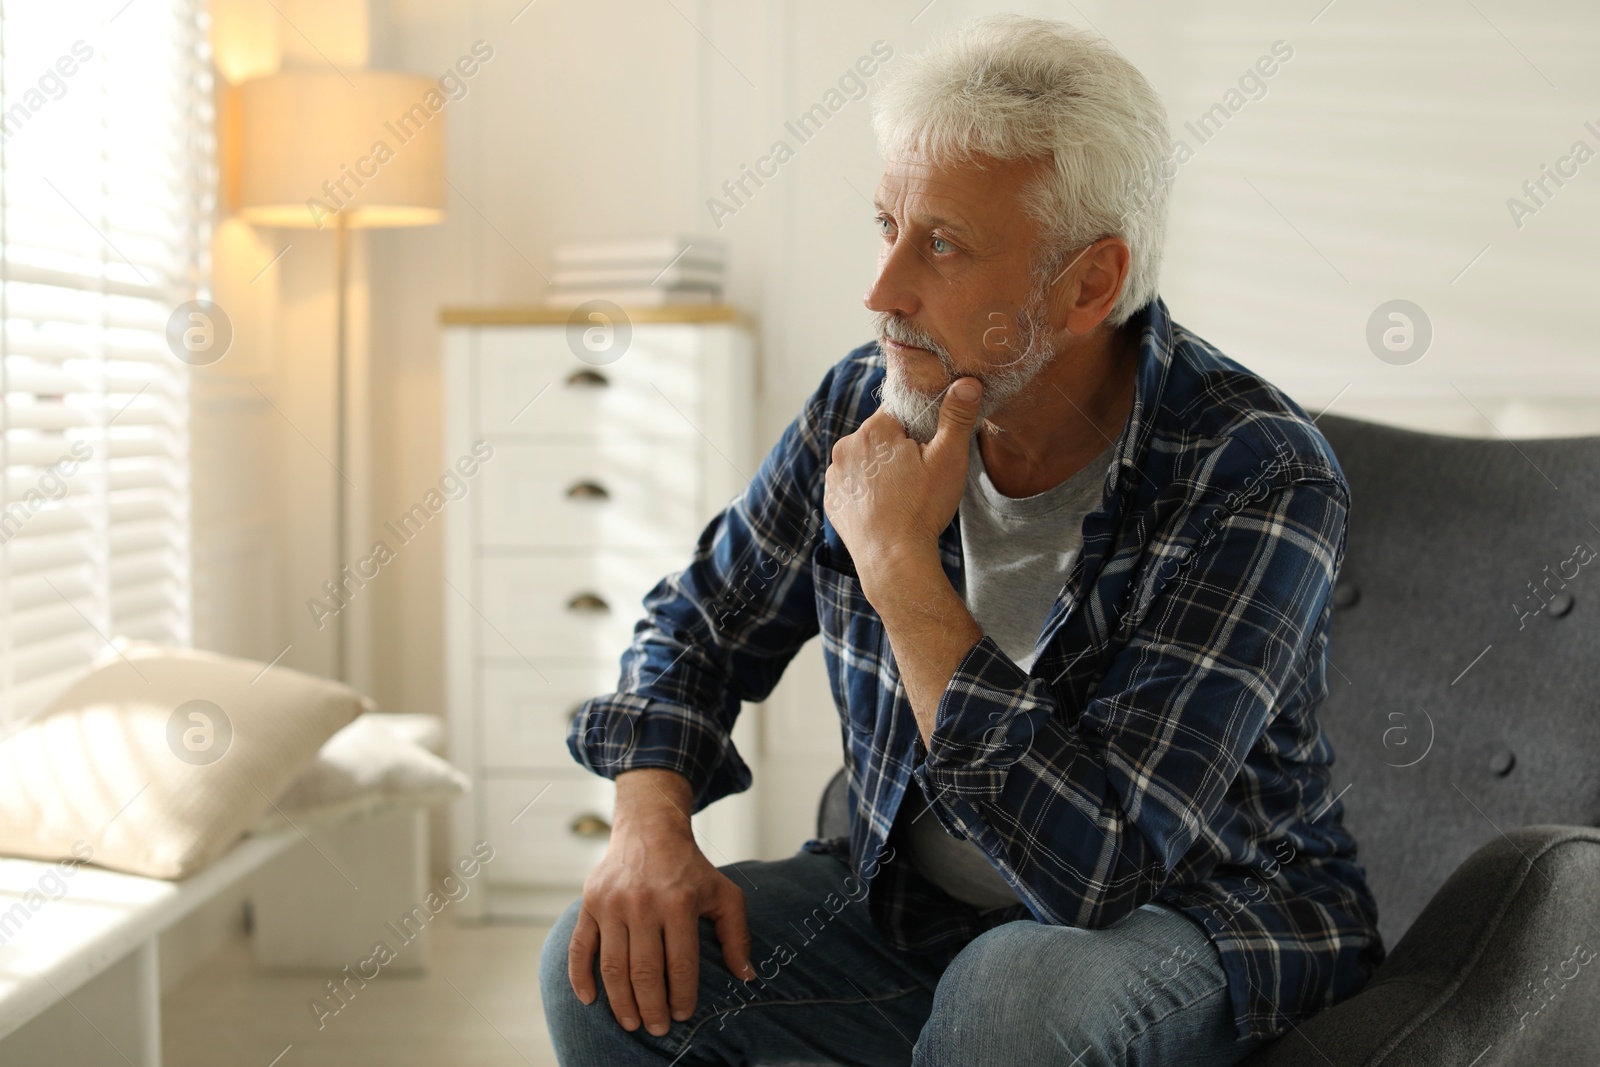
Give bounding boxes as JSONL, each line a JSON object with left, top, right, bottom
{"left": 863, "top": 236, "right": 927, "bottom": 317}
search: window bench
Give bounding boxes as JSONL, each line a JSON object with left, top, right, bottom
{"left": 0, "top": 801, "right": 434, "bottom": 1067}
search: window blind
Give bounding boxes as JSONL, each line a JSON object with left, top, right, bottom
{"left": 0, "top": 0, "right": 212, "bottom": 728}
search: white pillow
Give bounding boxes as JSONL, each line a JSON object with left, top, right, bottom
{"left": 250, "top": 714, "right": 468, "bottom": 833}
{"left": 0, "top": 642, "right": 371, "bottom": 879}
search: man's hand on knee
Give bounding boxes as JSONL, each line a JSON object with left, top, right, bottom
{"left": 566, "top": 768, "right": 757, "bottom": 1037}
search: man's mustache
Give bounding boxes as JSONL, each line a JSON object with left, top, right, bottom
{"left": 872, "top": 312, "right": 955, "bottom": 371}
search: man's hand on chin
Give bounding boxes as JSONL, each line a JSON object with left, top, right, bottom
{"left": 823, "top": 376, "right": 984, "bottom": 595}
{"left": 823, "top": 376, "right": 988, "bottom": 743}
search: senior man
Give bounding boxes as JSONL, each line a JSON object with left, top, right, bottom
{"left": 541, "top": 14, "right": 1383, "bottom": 1066}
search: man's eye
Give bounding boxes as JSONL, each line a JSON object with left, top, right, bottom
{"left": 877, "top": 215, "right": 894, "bottom": 237}
{"left": 931, "top": 236, "right": 953, "bottom": 254}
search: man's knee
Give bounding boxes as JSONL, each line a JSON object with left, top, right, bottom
{"left": 918, "top": 910, "right": 1233, "bottom": 1066}
{"left": 539, "top": 898, "right": 588, "bottom": 1031}
{"left": 916, "top": 921, "right": 1124, "bottom": 1065}
{"left": 931, "top": 921, "right": 1043, "bottom": 1017}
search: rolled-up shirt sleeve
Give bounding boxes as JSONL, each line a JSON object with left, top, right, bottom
{"left": 910, "top": 443, "right": 1350, "bottom": 930}
{"left": 567, "top": 366, "right": 842, "bottom": 813}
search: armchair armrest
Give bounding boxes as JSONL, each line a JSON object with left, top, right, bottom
{"left": 816, "top": 766, "right": 850, "bottom": 841}
{"left": 1241, "top": 825, "right": 1600, "bottom": 1066}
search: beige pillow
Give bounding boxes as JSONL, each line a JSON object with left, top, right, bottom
{"left": 0, "top": 642, "right": 372, "bottom": 879}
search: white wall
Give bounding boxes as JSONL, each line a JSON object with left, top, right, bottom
{"left": 201, "top": 0, "right": 1600, "bottom": 860}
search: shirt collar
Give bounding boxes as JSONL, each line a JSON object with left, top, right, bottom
{"left": 1110, "top": 295, "right": 1177, "bottom": 499}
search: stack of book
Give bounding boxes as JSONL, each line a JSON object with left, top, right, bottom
{"left": 544, "top": 237, "right": 724, "bottom": 307}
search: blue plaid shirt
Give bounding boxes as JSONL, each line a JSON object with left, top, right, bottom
{"left": 570, "top": 296, "right": 1385, "bottom": 1042}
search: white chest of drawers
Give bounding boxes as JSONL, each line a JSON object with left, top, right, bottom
{"left": 441, "top": 308, "right": 759, "bottom": 919}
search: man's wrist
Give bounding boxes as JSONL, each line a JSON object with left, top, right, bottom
{"left": 858, "top": 538, "right": 945, "bottom": 606}
{"left": 612, "top": 767, "right": 696, "bottom": 839}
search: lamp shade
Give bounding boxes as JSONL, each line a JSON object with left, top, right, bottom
{"left": 236, "top": 69, "right": 445, "bottom": 229}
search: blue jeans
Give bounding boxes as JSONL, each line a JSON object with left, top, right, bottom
{"left": 540, "top": 849, "right": 1272, "bottom": 1066}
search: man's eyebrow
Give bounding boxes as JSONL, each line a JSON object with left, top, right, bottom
{"left": 871, "top": 199, "right": 976, "bottom": 238}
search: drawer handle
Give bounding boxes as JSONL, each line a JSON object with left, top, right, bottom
{"left": 566, "top": 369, "right": 610, "bottom": 389}
{"left": 565, "top": 480, "right": 610, "bottom": 501}
{"left": 566, "top": 592, "right": 611, "bottom": 614}
{"left": 569, "top": 813, "right": 612, "bottom": 839}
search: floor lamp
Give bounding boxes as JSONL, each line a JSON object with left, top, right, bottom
{"left": 234, "top": 69, "right": 446, "bottom": 683}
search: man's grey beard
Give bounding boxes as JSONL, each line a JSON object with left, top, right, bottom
{"left": 872, "top": 280, "right": 1058, "bottom": 444}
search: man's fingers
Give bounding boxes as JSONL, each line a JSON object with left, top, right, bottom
{"left": 629, "top": 919, "right": 673, "bottom": 1037}
{"left": 567, "top": 906, "right": 602, "bottom": 1005}
{"left": 663, "top": 907, "right": 702, "bottom": 1023}
{"left": 710, "top": 878, "right": 757, "bottom": 982}
{"left": 921, "top": 379, "right": 979, "bottom": 470}
{"left": 860, "top": 408, "right": 909, "bottom": 438}
{"left": 926, "top": 376, "right": 983, "bottom": 466}
{"left": 596, "top": 915, "right": 642, "bottom": 1031}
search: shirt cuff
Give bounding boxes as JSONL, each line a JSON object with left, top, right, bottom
{"left": 568, "top": 691, "right": 749, "bottom": 810}
{"left": 914, "top": 635, "right": 1052, "bottom": 806}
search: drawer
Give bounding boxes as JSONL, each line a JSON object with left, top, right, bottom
{"left": 476, "top": 326, "right": 701, "bottom": 439}
{"left": 476, "top": 552, "right": 687, "bottom": 662}
{"left": 483, "top": 773, "right": 616, "bottom": 886}
{"left": 481, "top": 663, "right": 621, "bottom": 771}
{"left": 479, "top": 442, "right": 703, "bottom": 550}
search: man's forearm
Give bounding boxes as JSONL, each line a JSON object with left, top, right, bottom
{"left": 859, "top": 543, "right": 983, "bottom": 747}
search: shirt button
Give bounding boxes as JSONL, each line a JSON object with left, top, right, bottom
{"left": 1489, "top": 749, "right": 1516, "bottom": 776}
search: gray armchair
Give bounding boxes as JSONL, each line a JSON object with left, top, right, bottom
{"left": 815, "top": 413, "right": 1600, "bottom": 1065}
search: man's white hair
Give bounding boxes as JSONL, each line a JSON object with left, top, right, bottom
{"left": 870, "top": 14, "right": 1171, "bottom": 326}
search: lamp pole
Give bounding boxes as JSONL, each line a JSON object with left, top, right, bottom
{"left": 333, "top": 209, "right": 349, "bottom": 684}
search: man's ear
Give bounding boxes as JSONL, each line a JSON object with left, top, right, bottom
{"left": 1046, "top": 236, "right": 1130, "bottom": 335}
